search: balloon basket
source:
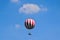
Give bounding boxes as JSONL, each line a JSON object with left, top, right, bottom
{"left": 28, "top": 33, "right": 32, "bottom": 35}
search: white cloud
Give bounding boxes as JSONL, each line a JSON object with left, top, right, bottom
{"left": 15, "top": 24, "right": 20, "bottom": 28}
{"left": 19, "top": 4, "right": 47, "bottom": 14}
{"left": 19, "top": 4, "right": 41, "bottom": 14}
{"left": 11, "top": 0, "right": 19, "bottom": 3}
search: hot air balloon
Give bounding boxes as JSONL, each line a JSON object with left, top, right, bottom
{"left": 24, "top": 18, "right": 35, "bottom": 35}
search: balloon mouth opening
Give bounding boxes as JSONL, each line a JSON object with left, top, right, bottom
{"left": 26, "top": 25, "right": 35, "bottom": 29}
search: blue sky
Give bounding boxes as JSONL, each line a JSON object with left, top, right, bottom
{"left": 0, "top": 0, "right": 60, "bottom": 40}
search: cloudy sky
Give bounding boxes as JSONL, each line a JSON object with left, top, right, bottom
{"left": 0, "top": 0, "right": 60, "bottom": 40}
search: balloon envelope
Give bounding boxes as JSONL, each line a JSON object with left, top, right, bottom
{"left": 25, "top": 19, "right": 35, "bottom": 29}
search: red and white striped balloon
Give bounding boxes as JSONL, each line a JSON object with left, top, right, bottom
{"left": 25, "top": 18, "right": 35, "bottom": 29}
